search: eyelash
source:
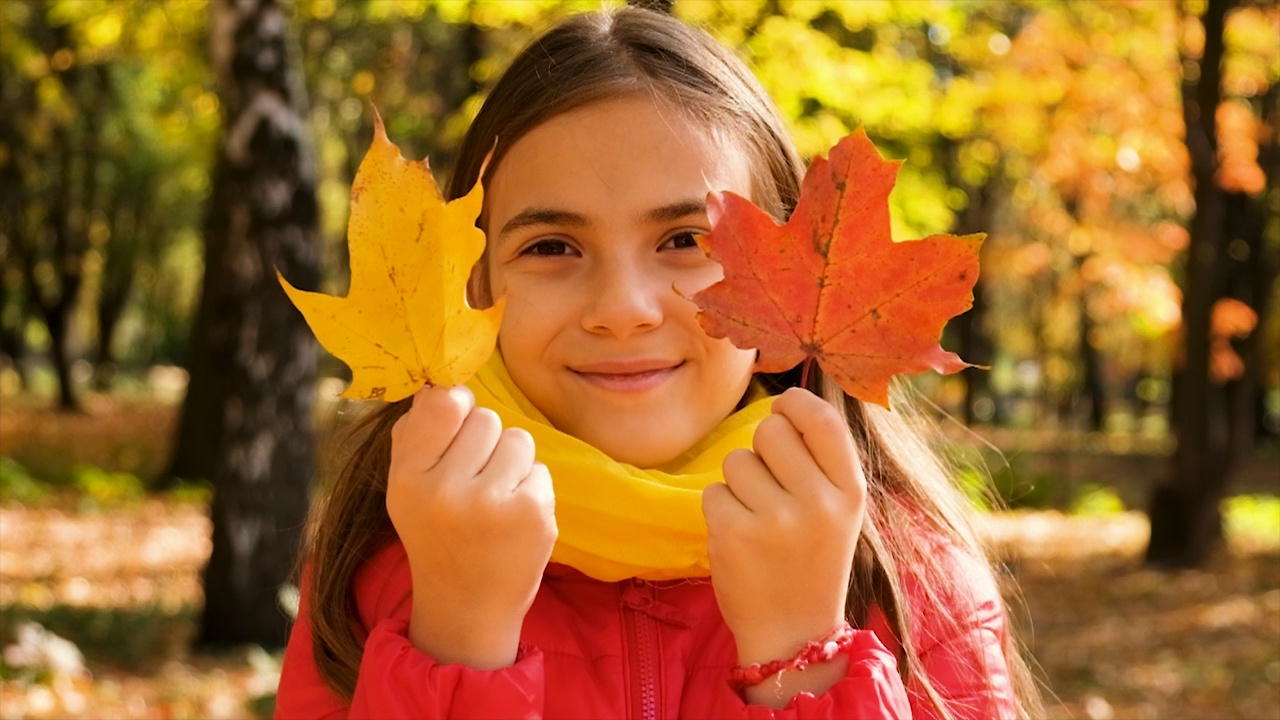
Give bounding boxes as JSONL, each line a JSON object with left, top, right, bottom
{"left": 520, "top": 239, "right": 576, "bottom": 257}
{"left": 518, "top": 232, "right": 701, "bottom": 257}
{"left": 664, "top": 232, "right": 701, "bottom": 250}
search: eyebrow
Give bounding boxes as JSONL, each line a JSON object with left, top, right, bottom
{"left": 496, "top": 199, "right": 709, "bottom": 242}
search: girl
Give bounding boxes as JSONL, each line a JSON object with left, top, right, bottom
{"left": 277, "top": 6, "right": 1042, "bottom": 719}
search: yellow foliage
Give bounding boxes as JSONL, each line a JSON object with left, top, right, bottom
{"left": 279, "top": 111, "right": 503, "bottom": 402}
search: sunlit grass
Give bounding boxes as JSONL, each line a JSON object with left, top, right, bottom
{"left": 1223, "top": 494, "right": 1280, "bottom": 551}
{"left": 1068, "top": 483, "right": 1127, "bottom": 516}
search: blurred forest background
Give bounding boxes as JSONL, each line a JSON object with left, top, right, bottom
{"left": 0, "top": 0, "right": 1277, "bottom": 718}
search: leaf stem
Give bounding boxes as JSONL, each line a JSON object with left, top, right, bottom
{"left": 800, "top": 357, "right": 813, "bottom": 391}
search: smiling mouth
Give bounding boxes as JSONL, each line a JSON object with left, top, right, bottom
{"left": 570, "top": 361, "right": 684, "bottom": 392}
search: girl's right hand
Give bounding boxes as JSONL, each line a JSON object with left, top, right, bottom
{"left": 387, "top": 384, "right": 557, "bottom": 669}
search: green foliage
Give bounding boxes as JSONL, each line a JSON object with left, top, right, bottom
{"left": 955, "top": 457, "right": 1054, "bottom": 511}
{"left": 0, "top": 621, "right": 82, "bottom": 686}
{"left": 71, "top": 464, "right": 145, "bottom": 508}
{"left": 247, "top": 693, "right": 276, "bottom": 719}
{"left": 0, "top": 603, "right": 196, "bottom": 669}
{"left": 244, "top": 645, "right": 283, "bottom": 719}
{"left": 0, "top": 456, "right": 53, "bottom": 504}
{"left": 1223, "top": 494, "right": 1280, "bottom": 549}
{"left": 1068, "top": 483, "right": 1127, "bottom": 516}
{"left": 988, "top": 459, "right": 1055, "bottom": 509}
{"left": 957, "top": 466, "right": 994, "bottom": 511}
{"left": 167, "top": 477, "right": 213, "bottom": 505}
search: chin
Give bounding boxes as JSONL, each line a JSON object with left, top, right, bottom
{"left": 582, "top": 426, "right": 686, "bottom": 469}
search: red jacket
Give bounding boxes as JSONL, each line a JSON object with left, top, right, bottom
{"left": 277, "top": 539, "right": 1014, "bottom": 719}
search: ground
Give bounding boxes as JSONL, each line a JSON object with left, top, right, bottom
{"left": 1, "top": 501, "right": 1277, "bottom": 719}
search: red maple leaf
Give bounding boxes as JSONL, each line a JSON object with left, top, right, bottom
{"left": 691, "top": 128, "right": 981, "bottom": 408}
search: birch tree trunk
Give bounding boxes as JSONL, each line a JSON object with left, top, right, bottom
{"left": 169, "top": 0, "right": 320, "bottom": 645}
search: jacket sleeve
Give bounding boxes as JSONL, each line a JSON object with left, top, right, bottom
{"left": 275, "top": 543, "right": 546, "bottom": 720}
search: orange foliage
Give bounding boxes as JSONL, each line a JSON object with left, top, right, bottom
{"left": 692, "top": 130, "right": 979, "bottom": 407}
{"left": 1215, "top": 101, "right": 1267, "bottom": 195}
{"left": 1209, "top": 298, "right": 1258, "bottom": 383}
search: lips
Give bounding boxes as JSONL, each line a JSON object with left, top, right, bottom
{"left": 571, "top": 358, "right": 683, "bottom": 374}
{"left": 570, "top": 358, "right": 684, "bottom": 393}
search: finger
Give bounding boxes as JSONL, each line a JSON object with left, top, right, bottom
{"left": 477, "top": 427, "right": 537, "bottom": 494}
{"left": 721, "top": 448, "right": 787, "bottom": 513}
{"left": 751, "top": 413, "right": 827, "bottom": 497}
{"left": 771, "top": 387, "right": 863, "bottom": 493}
{"left": 701, "top": 480, "right": 749, "bottom": 533}
{"left": 433, "top": 406, "right": 503, "bottom": 482}
{"left": 514, "top": 462, "right": 556, "bottom": 517}
{"left": 391, "top": 385, "right": 475, "bottom": 472}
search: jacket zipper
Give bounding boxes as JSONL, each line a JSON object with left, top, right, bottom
{"left": 625, "top": 580, "right": 660, "bottom": 720}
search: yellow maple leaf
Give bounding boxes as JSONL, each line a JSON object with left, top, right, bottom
{"left": 278, "top": 111, "right": 503, "bottom": 402}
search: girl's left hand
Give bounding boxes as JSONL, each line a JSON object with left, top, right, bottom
{"left": 702, "top": 386, "right": 866, "bottom": 667}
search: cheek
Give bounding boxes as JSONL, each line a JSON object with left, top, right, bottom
{"left": 495, "top": 276, "right": 577, "bottom": 356}
{"left": 704, "top": 333, "right": 756, "bottom": 377}
{"left": 672, "top": 262, "right": 726, "bottom": 298}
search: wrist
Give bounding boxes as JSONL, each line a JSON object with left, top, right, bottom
{"left": 734, "top": 622, "right": 856, "bottom": 709}
{"left": 407, "top": 575, "right": 527, "bottom": 669}
{"left": 732, "top": 612, "right": 848, "bottom": 666}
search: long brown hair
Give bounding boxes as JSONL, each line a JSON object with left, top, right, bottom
{"left": 301, "top": 7, "right": 1042, "bottom": 718}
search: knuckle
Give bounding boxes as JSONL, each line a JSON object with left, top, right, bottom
{"left": 768, "top": 504, "right": 801, "bottom": 532}
{"left": 754, "top": 415, "right": 785, "bottom": 447}
{"left": 429, "top": 387, "right": 470, "bottom": 424}
{"left": 701, "top": 483, "right": 722, "bottom": 511}
{"left": 505, "top": 425, "right": 533, "bottom": 442}
{"left": 501, "top": 426, "right": 535, "bottom": 454}
{"left": 723, "top": 448, "right": 754, "bottom": 475}
{"left": 469, "top": 406, "right": 502, "bottom": 432}
{"left": 528, "top": 462, "right": 553, "bottom": 489}
{"left": 777, "top": 386, "right": 810, "bottom": 411}
{"left": 817, "top": 408, "right": 847, "bottom": 435}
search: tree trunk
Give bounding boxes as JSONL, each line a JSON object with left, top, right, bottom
{"left": 1254, "top": 84, "right": 1280, "bottom": 441}
{"left": 168, "top": 0, "right": 320, "bottom": 647}
{"left": 0, "top": 52, "right": 30, "bottom": 391}
{"left": 1145, "top": 0, "right": 1236, "bottom": 569}
{"left": 94, "top": 194, "right": 140, "bottom": 392}
{"left": 1078, "top": 285, "right": 1107, "bottom": 431}
{"left": 952, "top": 181, "right": 997, "bottom": 425}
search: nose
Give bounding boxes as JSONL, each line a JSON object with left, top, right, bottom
{"left": 581, "top": 257, "right": 664, "bottom": 338}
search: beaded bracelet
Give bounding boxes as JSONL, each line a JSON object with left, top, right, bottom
{"left": 728, "top": 622, "right": 857, "bottom": 690}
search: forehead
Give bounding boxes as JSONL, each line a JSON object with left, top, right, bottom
{"left": 485, "top": 95, "right": 754, "bottom": 227}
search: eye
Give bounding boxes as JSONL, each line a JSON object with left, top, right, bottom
{"left": 662, "top": 231, "right": 702, "bottom": 251}
{"left": 520, "top": 239, "right": 577, "bottom": 257}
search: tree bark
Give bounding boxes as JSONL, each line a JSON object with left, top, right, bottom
{"left": 168, "top": 0, "right": 320, "bottom": 647}
{"left": 952, "top": 180, "right": 997, "bottom": 425}
{"left": 0, "top": 65, "right": 30, "bottom": 391}
{"left": 1145, "top": 0, "right": 1237, "bottom": 569}
{"left": 1078, "top": 278, "right": 1107, "bottom": 431}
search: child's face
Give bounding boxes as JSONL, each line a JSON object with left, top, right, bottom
{"left": 484, "top": 95, "right": 758, "bottom": 468}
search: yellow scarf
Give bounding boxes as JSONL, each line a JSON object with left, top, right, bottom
{"left": 465, "top": 353, "right": 775, "bottom": 582}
